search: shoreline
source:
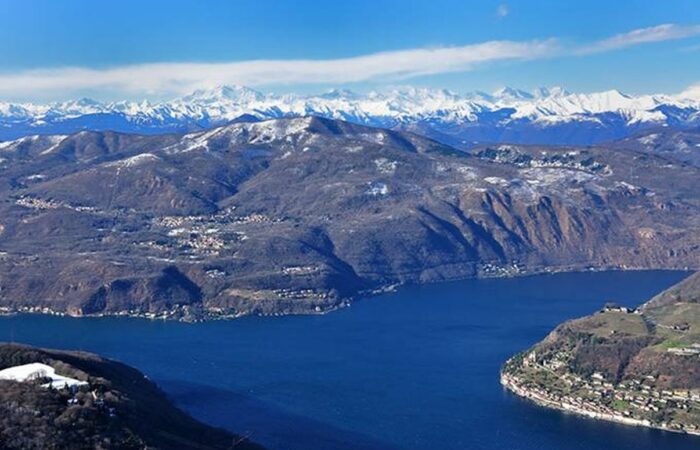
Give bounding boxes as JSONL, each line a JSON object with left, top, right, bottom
{"left": 0, "top": 266, "right": 693, "bottom": 323}
{"left": 500, "top": 372, "right": 700, "bottom": 438}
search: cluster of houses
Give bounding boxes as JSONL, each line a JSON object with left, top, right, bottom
{"left": 154, "top": 210, "right": 283, "bottom": 230}
{"left": 146, "top": 210, "right": 286, "bottom": 258}
{"left": 505, "top": 350, "right": 700, "bottom": 434}
{"left": 282, "top": 265, "right": 320, "bottom": 276}
{"left": 668, "top": 343, "right": 700, "bottom": 356}
{"left": 477, "top": 146, "right": 610, "bottom": 174}
{"left": 15, "top": 195, "right": 98, "bottom": 213}
{"left": 272, "top": 287, "right": 330, "bottom": 301}
{"left": 601, "top": 304, "right": 639, "bottom": 314}
{"left": 15, "top": 196, "right": 63, "bottom": 210}
{"left": 479, "top": 262, "right": 524, "bottom": 277}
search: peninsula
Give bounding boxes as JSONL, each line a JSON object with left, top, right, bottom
{"left": 502, "top": 271, "right": 700, "bottom": 435}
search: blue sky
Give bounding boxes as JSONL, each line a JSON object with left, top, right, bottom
{"left": 0, "top": 0, "right": 699, "bottom": 101}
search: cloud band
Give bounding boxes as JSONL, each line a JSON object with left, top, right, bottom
{"left": 0, "top": 23, "right": 698, "bottom": 100}
{"left": 0, "top": 40, "right": 556, "bottom": 98}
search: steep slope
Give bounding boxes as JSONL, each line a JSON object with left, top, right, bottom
{"left": 0, "top": 343, "right": 261, "bottom": 449}
{"left": 0, "top": 117, "right": 698, "bottom": 319}
{"left": 645, "top": 271, "right": 700, "bottom": 308}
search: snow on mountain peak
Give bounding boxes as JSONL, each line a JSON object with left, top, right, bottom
{"left": 1, "top": 84, "right": 699, "bottom": 144}
{"left": 181, "top": 85, "right": 265, "bottom": 103}
{"left": 678, "top": 83, "right": 700, "bottom": 103}
{"left": 67, "top": 97, "right": 103, "bottom": 108}
{"left": 320, "top": 88, "right": 362, "bottom": 100}
{"left": 492, "top": 87, "right": 534, "bottom": 101}
{"left": 48, "top": 97, "right": 105, "bottom": 116}
{"left": 532, "top": 86, "right": 570, "bottom": 98}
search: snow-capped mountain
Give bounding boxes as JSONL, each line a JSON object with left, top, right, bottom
{"left": 1, "top": 85, "right": 699, "bottom": 146}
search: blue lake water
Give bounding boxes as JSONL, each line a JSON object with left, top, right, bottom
{"left": 0, "top": 270, "right": 698, "bottom": 450}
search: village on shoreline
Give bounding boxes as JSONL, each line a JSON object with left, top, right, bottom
{"left": 501, "top": 349, "right": 700, "bottom": 437}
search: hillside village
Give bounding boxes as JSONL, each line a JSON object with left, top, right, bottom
{"left": 502, "top": 351, "right": 700, "bottom": 435}
{"left": 502, "top": 301, "right": 700, "bottom": 436}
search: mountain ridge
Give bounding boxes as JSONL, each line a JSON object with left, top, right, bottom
{"left": 0, "top": 116, "right": 699, "bottom": 319}
{"left": 2, "top": 85, "right": 700, "bottom": 146}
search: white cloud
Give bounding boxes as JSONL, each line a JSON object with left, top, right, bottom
{"left": 0, "top": 39, "right": 557, "bottom": 99}
{"left": 577, "top": 23, "right": 700, "bottom": 55}
{"left": 679, "top": 82, "right": 700, "bottom": 100}
{"left": 496, "top": 4, "right": 510, "bottom": 18}
{"left": 0, "top": 23, "right": 699, "bottom": 101}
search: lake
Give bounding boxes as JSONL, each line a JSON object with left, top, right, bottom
{"left": 0, "top": 271, "right": 697, "bottom": 450}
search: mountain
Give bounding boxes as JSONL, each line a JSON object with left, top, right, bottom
{"left": 609, "top": 127, "right": 700, "bottom": 167}
{"left": 0, "top": 343, "right": 261, "bottom": 449}
{"left": 502, "top": 271, "right": 700, "bottom": 435}
{"left": 2, "top": 85, "right": 700, "bottom": 146}
{"left": 0, "top": 116, "right": 698, "bottom": 319}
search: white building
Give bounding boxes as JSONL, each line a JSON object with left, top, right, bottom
{"left": 0, "top": 363, "right": 88, "bottom": 389}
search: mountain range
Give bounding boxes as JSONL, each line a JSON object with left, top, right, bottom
{"left": 2, "top": 85, "right": 700, "bottom": 146}
{"left": 0, "top": 116, "right": 698, "bottom": 319}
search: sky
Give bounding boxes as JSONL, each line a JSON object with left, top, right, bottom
{"left": 0, "top": 0, "right": 699, "bottom": 101}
